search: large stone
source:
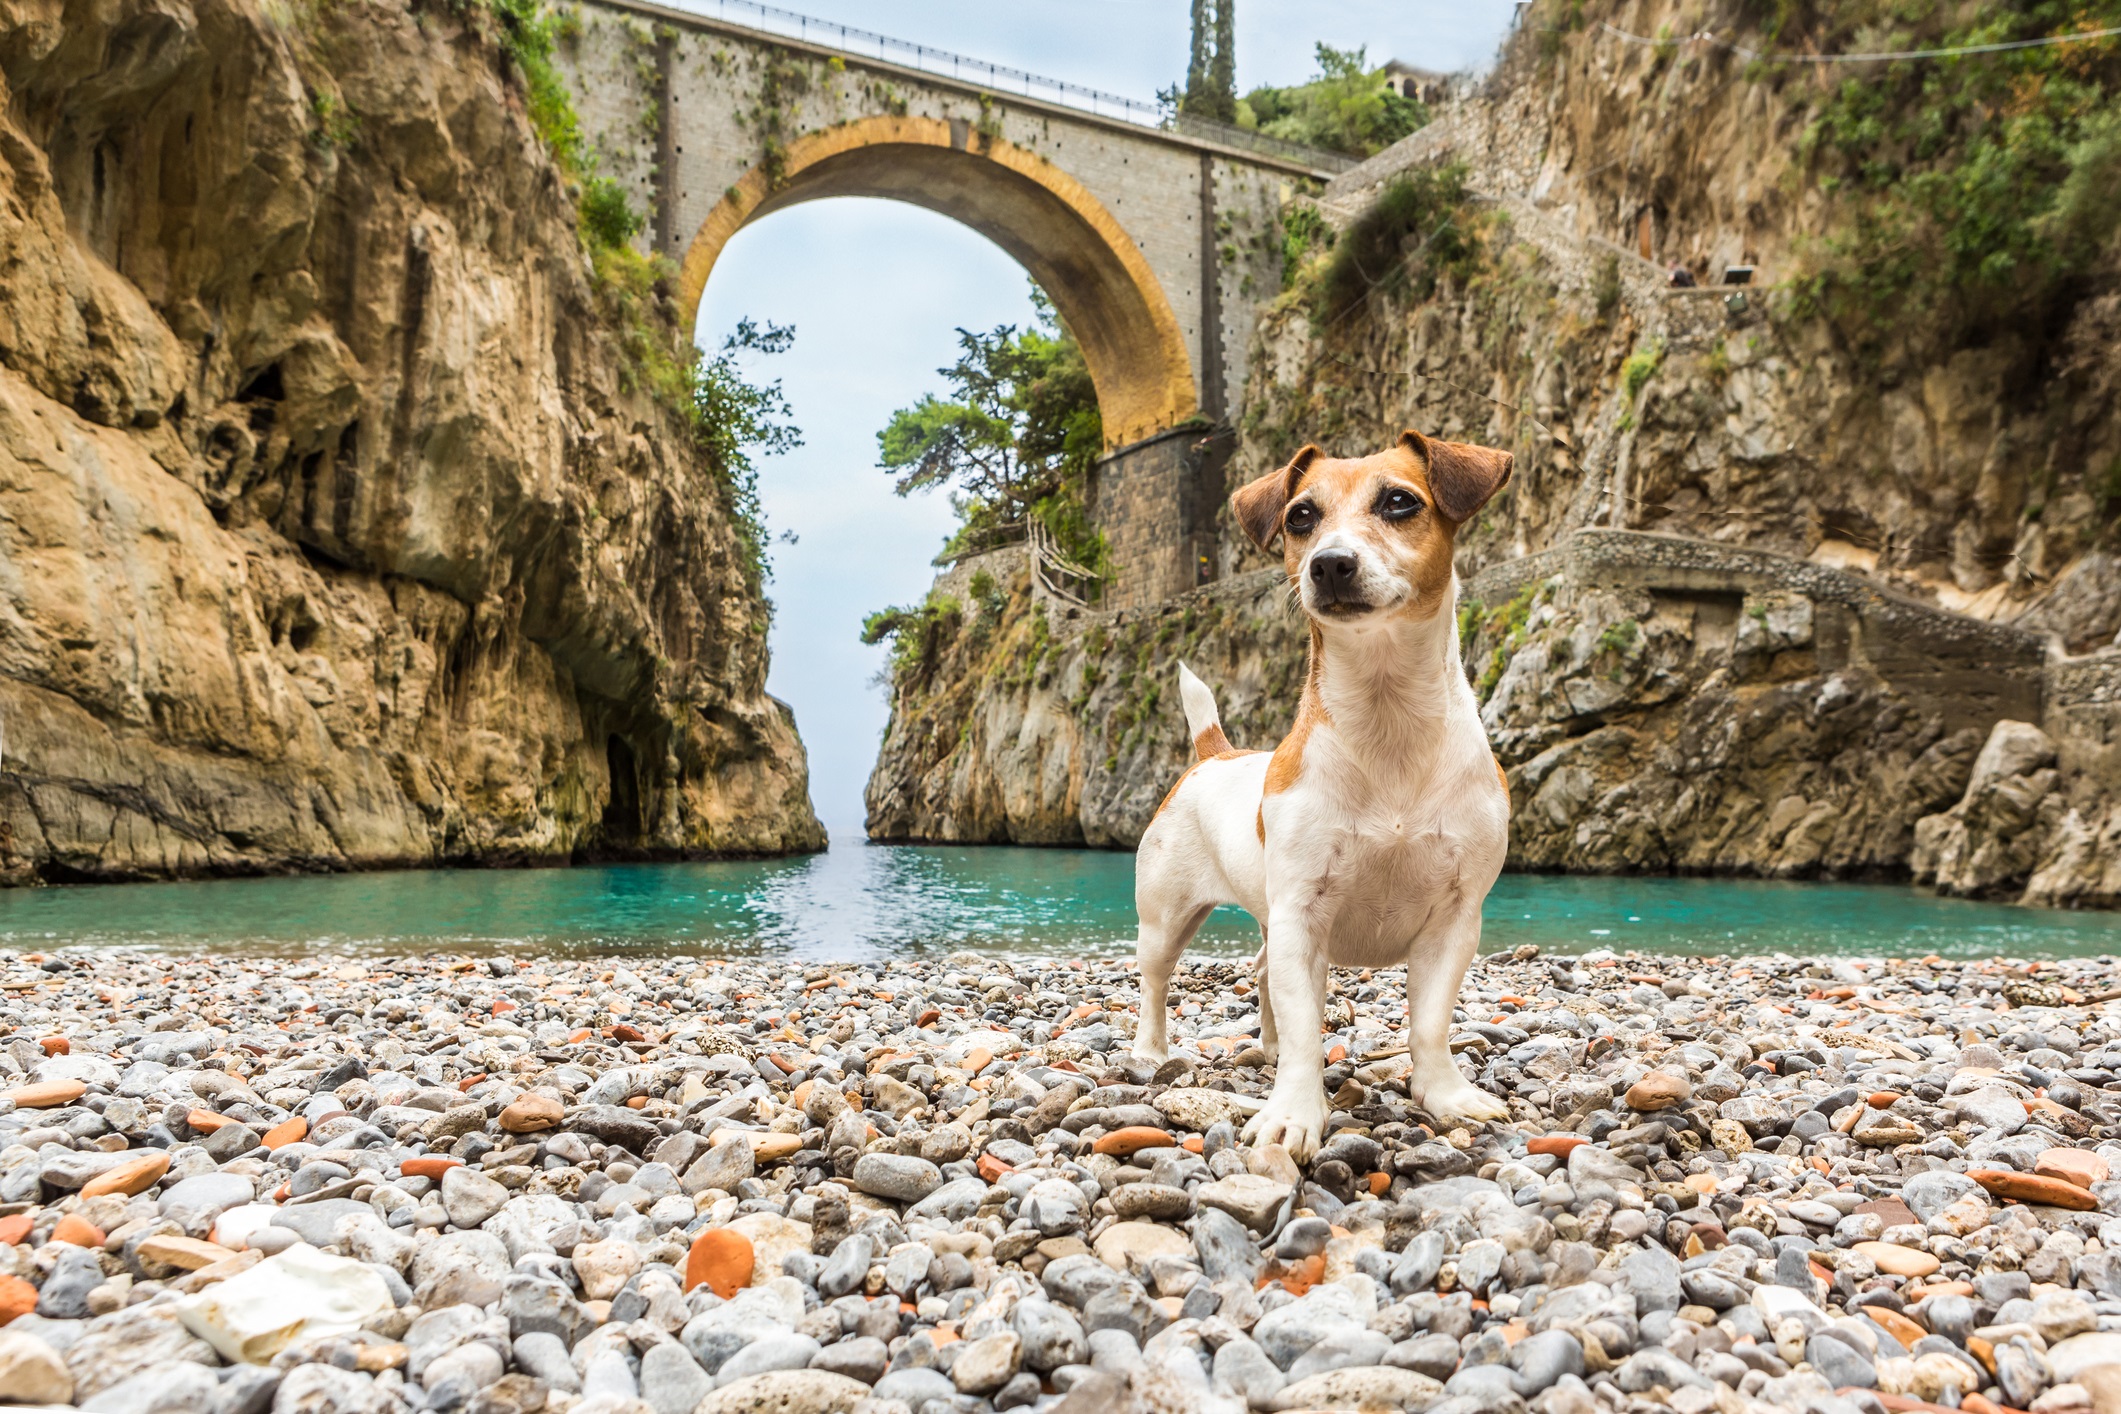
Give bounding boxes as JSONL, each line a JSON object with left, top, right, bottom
{"left": 1195, "top": 1173, "right": 1291, "bottom": 1232}
{"left": 1152, "top": 1088, "right": 1245, "bottom": 1133}
{"left": 158, "top": 1172, "right": 255, "bottom": 1235}
{"left": 692, "top": 1369, "right": 872, "bottom": 1414}
{"left": 0, "top": 1329, "right": 74, "bottom": 1403}
{"left": 850, "top": 1153, "right": 943, "bottom": 1203}
{"left": 1271, "top": 1366, "right": 1443, "bottom": 1411}
{"left": 440, "top": 1165, "right": 509, "bottom": 1228}
{"left": 682, "top": 1135, "right": 756, "bottom": 1195}
{"left": 63, "top": 1306, "right": 217, "bottom": 1399}
{"left": 1093, "top": 1221, "right": 1194, "bottom": 1272}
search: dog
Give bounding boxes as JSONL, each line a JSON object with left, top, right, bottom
{"left": 1130, "top": 429, "right": 1516, "bottom": 1161}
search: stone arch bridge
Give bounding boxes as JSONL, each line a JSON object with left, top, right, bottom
{"left": 556, "top": 0, "right": 1342, "bottom": 607}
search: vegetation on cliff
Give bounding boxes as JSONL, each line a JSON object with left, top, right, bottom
{"left": 862, "top": 294, "right": 1105, "bottom": 687}
{"left": 474, "top": 0, "right": 803, "bottom": 593}
{"left": 1237, "top": 44, "right": 1430, "bottom": 159}
{"left": 1768, "top": 0, "right": 2121, "bottom": 366}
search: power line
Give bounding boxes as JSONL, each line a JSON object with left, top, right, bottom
{"left": 1596, "top": 18, "right": 2121, "bottom": 64}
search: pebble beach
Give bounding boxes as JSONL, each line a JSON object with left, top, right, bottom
{"left": 5, "top": 947, "right": 2121, "bottom": 1414}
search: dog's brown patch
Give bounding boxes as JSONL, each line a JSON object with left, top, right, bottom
{"left": 1494, "top": 756, "right": 1510, "bottom": 812}
{"left": 1194, "top": 724, "right": 1235, "bottom": 761}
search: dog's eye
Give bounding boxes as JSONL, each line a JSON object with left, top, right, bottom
{"left": 1378, "top": 488, "right": 1424, "bottom": 521}
{"left": 1283, "top": 503, "right": 1318, "bottom": 536}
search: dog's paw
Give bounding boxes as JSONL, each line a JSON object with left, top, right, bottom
{"left": 1241, "top": 1095, "right": 1326, "bottom": 1163}
{"left": 1130, "top": 1042, "right": 1169, "bottom": 1065}
{"left": 1415, "top": 1075, "right": 1509, "bottom": 1124}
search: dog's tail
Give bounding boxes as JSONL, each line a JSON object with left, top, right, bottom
{"left": 1177, "top": 663, "right": 1233, "bottom": 760}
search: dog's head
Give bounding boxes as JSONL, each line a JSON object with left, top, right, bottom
{"left": 1231, "top": 432, "right": 1514, "bottom": 625}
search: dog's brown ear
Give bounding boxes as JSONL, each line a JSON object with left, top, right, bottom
{"left": 1232, "top": 445, "right": 1321, "bottom": 551}
{"left": 1402, "top": 430, "right": 1513, "bottom": 524}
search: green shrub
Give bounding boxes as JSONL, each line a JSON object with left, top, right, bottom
{"left": 1280, "top": 205, "right": 1335, "bottom": 290}
{"left": 1787, "top": 0, "right": 2121, "bottom": 359}
{"left": 1240, "top": 44, "right": 1427, "bottom": 158}
{"left": 1313, "top": 162, "right": 1482, "bottom": 323}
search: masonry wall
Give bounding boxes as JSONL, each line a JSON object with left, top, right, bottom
{"left": 555, "top": 1, "right": 1296, "bottom": 428}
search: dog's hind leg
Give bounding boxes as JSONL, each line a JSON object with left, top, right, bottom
{"left": 1252, "top": 928, "right": 1280, "bottom": 1064}
{"left": 1133, "top": 902, "right": 1210, "bottom": 1065}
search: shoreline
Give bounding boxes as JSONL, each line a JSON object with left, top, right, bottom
{"left": 4, "top": 948, "right": 2121, "bottom": 1413}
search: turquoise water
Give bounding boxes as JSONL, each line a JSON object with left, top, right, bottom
{"left": 0, "top": 843, "right": 2117, "bottom": 961}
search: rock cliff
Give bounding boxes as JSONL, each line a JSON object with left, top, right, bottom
{"left": 0, "top": 0, "right": 824, "bottom": 882}
{"left": 866, "top": 0, "right": 2121, "bottom": 907}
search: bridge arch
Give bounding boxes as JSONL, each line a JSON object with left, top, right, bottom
{"left": 675, "top": 116, "right": 1198, "bottom": 449}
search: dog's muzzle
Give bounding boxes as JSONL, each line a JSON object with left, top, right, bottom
{"left": 1307, "top": 548, "right": 1371, "bottom": 611}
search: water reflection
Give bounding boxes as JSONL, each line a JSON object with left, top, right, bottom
{"left": 0, "top": 843, "right": 2115, "bottom": 961}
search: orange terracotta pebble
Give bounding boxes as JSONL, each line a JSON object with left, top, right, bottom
{"left": 499, "top": 1095, "right": 564, "bottom": 1133}
{"left": 792, "top": 1080, "right": 815, "bottom": 1110}
{"left": 1092, "top": 1126, "right": 1177, "bottom": 1157}
{"left": 1181, "top": 1136, "right": 1204, "bottom": 1154}
{"left": 5, "top": 1079, "right": 86, "bottom": 1109}
{"left": 685, "top": 1228, "right": 755, "bottom": 1298}
{"left": 273, "top": 1182, "right": 292, "bottom": 1202}
{"left": 1527, "top": 1135, "right": 1588, "bottom": 1159}
{"left": 38, "top": 1036, "right": 68, "bottom": 1056}
{"left": 917, "top": 1008, "right": 941, "bottom": 1027}
{"left": 567, "top": 1029, "right": 592, "bottom": 1044}
{"left": 0, "top": 1215, "right": 32, "bottom": 1246}
{"left": 930, "top": 1327, "right": 960, "bottom": 1348}
{"left": 262, "top": 1117, "right": 308, "bottom": 1150}
{"left": 402, "top": 1156, "right": 463, "bottom": 1180}
{"left": 1367, "top": 1171, "right": 1392, "bottom": 1197}
{"left": 1868, "top": 1092, "right": 1900, "bottom": 1108}
{"left": 492, "top": 999, "right": 516, "bottom": 1014}
{"left": 50, "top": 1214, "right": 104, "bottom": 1247}
{"left": 186, "top": 1108, "right": 237, "bottom": 1134}
{"left": 2033, "top": 1146, "right": 2109, "bottom": 1190}
{"left": 1970, "top": 1168, "right": 2099, "bottom": 1210}
{"left": 623, "top": 1096, "right": 647, "bottom": 1109}
{"left": 80, "top": 1150, "right": 169, "bottom": 1199}
{"left": 962, "top": 1048, "right": 993, "bottom": 1075}
{"left": 750, "top": 1133, "right": 804, "bottom": 1163}
{"left": 976, "top": 1154, "right": 1015, "bottom": 1184}
{"left": 0, "top": 1272, "right": 35, "bottom": 1324}
{"left": 612, "top": 1024, "right": 646, "bottom": 1043}
{"left": 1326, "top": 1044, "right": 1347, "bottom": 1064}
{"left": 1867, "top": 1306, "right": 1928, "bottom": 1351}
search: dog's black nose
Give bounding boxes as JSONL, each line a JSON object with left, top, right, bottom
{"left": 1308, "top": 548, "right": 1361, "bottom": 600}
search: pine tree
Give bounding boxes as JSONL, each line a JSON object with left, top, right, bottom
{"left": 1181, "top": 0, "right": 1235, "bottom": 124}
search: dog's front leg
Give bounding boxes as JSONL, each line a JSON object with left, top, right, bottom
{"left": 1404, "top": 901, "right": 1508, "bottom": 1122}
{"left": 1241, "top": 907, "right": 1329, "bottom": 1162}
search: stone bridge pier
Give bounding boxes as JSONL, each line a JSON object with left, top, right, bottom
{"left": 556, "top": 1, "right": 1337, "bottom": 607}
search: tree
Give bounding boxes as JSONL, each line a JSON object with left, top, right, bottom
{"left": 876, "top": 288, "right": 1102, "bottom": 563}
{"left": 1181, "top": 0, "right": 1237, "bottom": 124}
{"left": 1240, "top": 44, "right": 1427, "bottom": 158}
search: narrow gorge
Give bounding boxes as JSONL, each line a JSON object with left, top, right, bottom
{"left": 0, "top": 0, "right": 824, "bottom": 882}
{"left": 865, "top": 0, "right": 2121, "bottom": 909}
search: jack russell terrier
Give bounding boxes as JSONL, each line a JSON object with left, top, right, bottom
{"left": 1130, "top": 430, "right": 1516, "bottom": 1161}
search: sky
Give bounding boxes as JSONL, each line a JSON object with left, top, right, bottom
{"left": 693, "top": 0, "right": 1521, "bottom": 840}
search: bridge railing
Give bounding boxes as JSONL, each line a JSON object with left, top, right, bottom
{"left": 1172, "top": 115, "right": 1359, "bottom": 174}
{"left": 655, "top": 0, "right": 1354, "bottom": 173}
{"left": 667, "top": 0, "right": 1160, "bottom": 123}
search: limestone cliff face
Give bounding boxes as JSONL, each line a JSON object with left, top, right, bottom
{"left": 864, "top": 548, "right": 1305, "bottom": 847}
{"left": 864, "top": 0, "right": 2121, "bottom": 909}
{"left": 1250, "top": 0, "right": 2121, "bottom": 636}
{"left": 0, "top": 0, "right": 823, "bottom": 881}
